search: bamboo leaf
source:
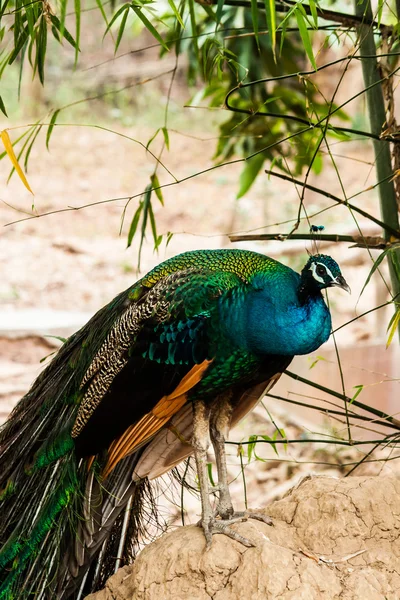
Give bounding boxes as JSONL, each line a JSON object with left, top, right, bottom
{"left": 151, "top": 173, "right": 164, "bottom": 205}
{"left": 59, "top": 0, "right": 67, "bottom": 36}
{"left": 140, "top": 184, "right": 152, "bottom": 241}
{"left": 351, "top": 385, "right": 363, "bottom": 403}
{"left": 250, "top": 0, "right": 260, "bottom": 49}
{"left": 188, "top": 0, "right": 199, "bottom": 60}
{"left": 130, "top": 5, "right": 169, "bottom": 51}
{"left": 46, "top": 109, "right": 60, "bottom": 149}
{"left": 359, "top": 245, "right": 400, "bottom": 298}
{"left": 161, "top": 126, "right": 169, "bottom": 150}
{"left": 0, "top": 95, "right": 7, "bottom": 117}
{"left": 103, "top": 4, "right": 130, "bottom": 37}
{"left": 263, "top": 0, "right": 276, "bottom": 57}
{"left": 0, "top": 0, "right": 10, "bottom": 20}
{"left": 247, "top": 434, "right": 258, "bottom": 462}
{"left": 167, "top": 0, "right": 184, "bottom": 27}
{"left": 8, "top": 25, "right": 29, "bottom": 64}
{"left": 296, "top": 10, "right": 317, "bottom": 71}
{"left": 386, "top": 308, "right": 400, "bottom": 348}
{"left": 36, "top": 16, "right": 47, "bottom": 84}
{"left": 237, "top": 154, "right": 265, "bottom": 199}
{"left": 308, "top": 0, "right": 318, "bottom": 27}
{"left": 74, "top": 0, "right": 81, "bottom": 65}
{"left": 216, "top": 0, "right": 225, "bottom": 24}
{"left": 127, "top": 203, "right": 143, "bottom": 247}
{"left": 24, "top": 124, "right": 42, "bottom": 171}
{"left": 1, "top": 129, "right": 34, "bottom": 194}
{"left": 94, "top": 0, "right": 109, "bottom": 25}
{"left": 49, "top": 15, "right": 78, "bottom": 49}
{"left": 207, "top": 463, "right": 215, "bottom": 487}
{"left": 148, "top": 200, "right": 158, "bottom": 246}
{"left": 115, "top": 6, "right": 129, "bottom": 53}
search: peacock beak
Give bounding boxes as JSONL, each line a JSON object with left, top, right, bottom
{"left": 332, "top": 275, "right": 351, "bottom": 294}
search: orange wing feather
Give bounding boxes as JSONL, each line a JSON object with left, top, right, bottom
{"left": 102, "top": 359, "right": 212, "bottom": 478}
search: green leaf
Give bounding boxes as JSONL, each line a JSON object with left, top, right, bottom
{"left": 236, "top": 153, "right": 265, "bottom": 199}
{"left": 46, "top": 109, "right": 60, "bottom": 149}
{"left": 49, "top": 15, "right": 78, "bottom": 49}
{"left": 166, "top": 231, "right": 173, "bottom": 247}
{"left": 115, "top": 6, "right": 129, "bottom": 53}
{"left": 130, "top": 5, "right": 169, "bottom": 51}
{"left": 351, "top": 385, "right": 363, "bottom": 403}
{"left": 24, "top": 124, "right": 42, "bottom": 171}
{"left": 261, "top": 434, "right": 279, "bottom": 456}
{"left": 104, "top": 3, "right": 130, "bottom": 37}
{"left": 148, "top": 199, "right": 158, "bottom": 245}
{"left": 247, "top": 434, "right": 258, "bottom": 462}
{"left": 0, "top": 95, "right": 7, "bottom": 117}
{"left": 95, "top": 0, "right": 109, "bottom": 25}
{"left": 0, "top": 0, "right": 10, "bottom": 21}
{"left": 295, "top": 10, "right": 317, "bottom": 71}
{"left": 127, "top": 203, "right": 143, "bottom": 247}
{"left": 263, "top": 0, "right": 276, "bottom": 57}
{"left": 141, "top": 184, "right": 152, "bottom": 240}
{"left": 151, "top": 173, "right": 164, "bottom": 205}
{"left": 36, "top": 16, "right": 47, "bottom": 84}
{"left": 146, "top": 127, "right": 160, "bottom": 151}
{"left": 188, "top": 0, "right": 199, "bottom": 60}
{"left": 74, "top": 0, "right": 81, "bottom": 65}
{"left": 359, "top": 245, "right": 400, "bottom": 298}
{"left": 207, "top": 462, "right": 215, "bottom": 487}
{"left": 161, "top": 126, "right": 169, "bottom": 150}
{"left": 250, "top": 0, "right": 260, "bottom": 49}
{"left": 59, "top": 0, "right": 67, "bottom": 37}
{"left": 309, "top": 355, "right": 326, "bottom": 369}
{"left": 8, "top": 25, "right": 29, "bottom": 65}
{"left": 308, "top": 0, "right": 318, "bottom": 28}
{"left": 167, "top": 0, "right": 184, "bottom": 27}
{"left": 386, "top": 308, "right": 400, "bottom": 348}
{"left": 216, "top": 0, "right": 225, "bottom": 24}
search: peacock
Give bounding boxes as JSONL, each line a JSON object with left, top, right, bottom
{"left": 0, "top": 248, "right": 349, "bottom": 599}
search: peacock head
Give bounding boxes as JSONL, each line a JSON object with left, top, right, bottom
{"left": 301, "top": 254, "right": 350, "bottom": 294}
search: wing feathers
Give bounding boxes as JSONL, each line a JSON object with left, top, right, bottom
{"left": 102, "top": 360, "right": 212, "bottom": 478}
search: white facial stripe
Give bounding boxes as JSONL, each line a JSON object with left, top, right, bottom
{"left": 310, "top": 262, "right": 336, "bottom": 284}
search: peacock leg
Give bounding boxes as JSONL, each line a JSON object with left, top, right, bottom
{"left": 192, "top": 400, "right": 253, "bottom": 548}
{"left": 210, "top": 393, "right": 273, "bottom": 531}
{"left": 209, "top": 393, "right": 234, "bottom": 520}
{"left": 192, "top": 399, "right": 214, "bottom": 546}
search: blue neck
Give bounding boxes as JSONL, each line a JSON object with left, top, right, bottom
{"left": 221, "top": 279, "right": 332, "bottom": 357}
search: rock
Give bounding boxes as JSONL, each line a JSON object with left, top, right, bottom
{"left": 86, "top": 476, "right": 400, "bottom": 600}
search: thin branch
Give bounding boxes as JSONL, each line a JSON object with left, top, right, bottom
{"left": 229, "top": 232, "right": 388, "bottom": 248}
{"left": 198, "top": 0, "right": 392, "bottom": 31}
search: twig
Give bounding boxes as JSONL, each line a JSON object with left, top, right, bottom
{"left": 229, "top": 232, "right": 388, "bottom": 248}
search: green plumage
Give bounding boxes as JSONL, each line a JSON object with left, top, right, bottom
{"left": 0, "top": 249, "right": 348, "bottom": 599}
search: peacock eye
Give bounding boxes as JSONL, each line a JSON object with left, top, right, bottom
{"left": 316, "top": 265, "right": 326, "bottom": 277}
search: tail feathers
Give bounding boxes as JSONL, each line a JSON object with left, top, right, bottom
{"left": 0, "top": 454, "right": 79, "bottom": 599}
{"left": 58, "top": 463, "right": 160, "bottom": 599}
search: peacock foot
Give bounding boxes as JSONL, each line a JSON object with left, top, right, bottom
{"left": 199, "top": 511, "right": 273, "bottom": 548}
{"left": 199, "top": 514, "right": 255, "bottom": 548}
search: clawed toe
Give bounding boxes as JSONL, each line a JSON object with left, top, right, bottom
{"left": 198, "top": 516, "right": 255, "bottom": 548}
{"left": 234, "top": 510, "right": 273, "bottom": 526}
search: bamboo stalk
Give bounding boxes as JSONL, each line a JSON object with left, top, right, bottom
{"left": 355, "top": 0, "right": 400, "bottom": 331}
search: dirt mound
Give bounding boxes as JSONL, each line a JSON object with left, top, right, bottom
{"left": 87, "top": 475, "right": 400, "bottom": 599}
